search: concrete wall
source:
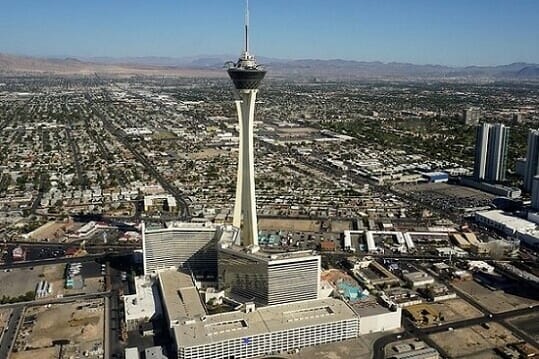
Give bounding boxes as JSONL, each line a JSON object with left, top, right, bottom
{"left": 359, "top": 308, "right": 402, "bottom": 335}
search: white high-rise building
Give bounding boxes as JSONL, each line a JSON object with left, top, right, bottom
{"left": 524, "top": 129, "right": 539, "bottom": 192}
{"left": 473, "top": 123, "right": 509, "bottom": 183}
{"left": 142, "top": 222, "right": 220, "bottom": 278}
{"left": 227, "top": 2, "right": 266, "bottom": 249}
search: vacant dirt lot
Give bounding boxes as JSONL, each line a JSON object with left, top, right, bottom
{"left": 454, "top": 279, "right": 538, "bottom": 313}
{"left": 0, "top": 264, "right": 66, "bottom": 299}
{"left": 429, "top": 323, "right": 520, "bottom": 358}
{"left": 330, "top": 220, "right": 351, "bottom": 232}
{"left": 12, "top": 300, "right": 104, "bottom": 358}
{"left": 428, "top": 299, "right": 483, "bottom": 325}
{"left": 259, "top": 218, "right": 321, "bottom": 232}
{"left": 26, "top": 221, "right": 75, "bottom": 242}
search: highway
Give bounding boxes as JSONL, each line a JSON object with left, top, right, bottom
{"left": 0, "top": 249, "right": 135, "bottom": 270}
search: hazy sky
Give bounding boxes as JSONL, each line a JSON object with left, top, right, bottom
{"left": 1, "top": 0, "right": 538, "bottom": 66}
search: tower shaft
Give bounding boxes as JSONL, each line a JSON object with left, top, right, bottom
{"left": 233, "top": 89, "right": 259, "bottom": 249}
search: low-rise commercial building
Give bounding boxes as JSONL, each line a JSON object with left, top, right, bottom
{"left": 123, "top": 276, "right": 159, "bottom": 331}
{"left": 403, "top": 271, "right": 435, "bottom": 288}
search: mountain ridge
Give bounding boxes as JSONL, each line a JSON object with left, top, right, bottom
{"left": 1, "top": 52, "right": 538, "bottom": 80}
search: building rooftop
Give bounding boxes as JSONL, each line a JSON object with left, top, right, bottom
{"left": 158, "top": 270, "right": 206, "bottom": 325}
{"left": 172, "top": 297, "right": 358, "bottom": 348}
{"left": 219, "top": 241, "right": 320, "bottom": 264}
{"left": 476, "top": 210, "right": 536, "bottom": 232}
{"left": 123, "top": 276, "right": 157, "bottom": 323}
{"left": 403, "top": 270, "right": 434, "bottom": 284}
{"left": 350, "top": 296, "right": 395, "bottom": 317}
{"left": 159, "top": 268, "right": 354, "bottom": 349}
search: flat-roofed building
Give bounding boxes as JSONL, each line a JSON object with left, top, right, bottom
{"left": 142, "top": 222, "right": 232, "bottom": 279}
{"left": 388, "top": 347, "right": 439, "bottom": 359}
{"left": 218, "top": 243, "right": 321, "bottom": 306}
{"left": 159, "top": 270, "right": 359, "bottom": 359}
{"left": 125, "top": 347, "right": 140, "bottom": 359}
{"left": 403, "top": 270, "right": 435, "bottom": 288}
{"left": 123, "top": 276, "right": 160, "bottom": 331}
{"left": 475, "top": 210, "right": 536, "bottom": 235}
{"left": 351, "top": 296, "right": 402, "bottom": 335}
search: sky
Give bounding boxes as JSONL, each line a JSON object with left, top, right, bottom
{"left": 0, "top": 0, "right": 538, "bottom": 66}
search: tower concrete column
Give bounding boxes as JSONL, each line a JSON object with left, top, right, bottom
{"left": 233, "top": 90, "right": 259, "bottom": 249}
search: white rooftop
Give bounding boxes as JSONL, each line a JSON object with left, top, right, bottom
{"left": 157, "top": 270, "right": 358, "bottom": 349}
{"left": 476, "top": 210, "right": 536, "bottom": 232}
{"left": 124, "top": 276, "right": 157, "bottom": 323}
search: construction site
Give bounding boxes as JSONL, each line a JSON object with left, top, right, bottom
{"left": 11, "top": 299, "right": 105, "bottom": 359}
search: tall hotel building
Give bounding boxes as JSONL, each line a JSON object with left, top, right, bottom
{"left": 524, "top": 129, "right": 539, "bottom": 192}
{"left": 473, "top": 123, "right": 509, "bottom": 183}
{"left": 218, "top": 242, "right": 321, "bottom": 306}
{"left": 142, "top": 222, "right": 221, "bottom": 278}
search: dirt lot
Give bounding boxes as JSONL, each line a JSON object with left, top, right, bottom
{"left": 258, "top": 218, "right": 321, "bottom": 232}
{"left": 428, "top": 299, "right": 483, "bottom": 325}
{"left": 26, "top": 221, "right": 75, "bottom": 241}
{"left": 454, "top": 279, "right": 538, "bottom": 313}
{"left": 0, "top": 308, "right": 12, "bottom": 331}
{"left": 330, "top": 220, "right": 351, "bottom": 232}
{"left": 11, "top": 347, "right": 59, "bottom": 359}
{"left": 462, "top": 350, "right": 505, "bottom": 359}
{"left": 287, "top": 331, "right": 384, "bottom": 359}
{"left": 429, "top": 323, "right": 520, "bottom": 358}
{"left": 11, "top": 299, "right": 104, "bottom": 359}
{"left": 0, "top": 264, "right": 65, "bottom": 299}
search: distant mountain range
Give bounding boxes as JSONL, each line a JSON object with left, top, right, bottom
{"left": 1, "top": 52, "right": 538, "bottom": 81}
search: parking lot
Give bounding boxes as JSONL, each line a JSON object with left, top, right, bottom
{"left": 397, "top": 183, "right": 495, "bottom": 213}
{"left": 453, "top": 274, "right": 539, "bottom": 313}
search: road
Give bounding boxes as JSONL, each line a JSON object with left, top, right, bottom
{"left": 0, "top": 306, "right": 23, "bottom": 359}
{"left": 373, "top": 304, "right": 539, "bottom": 359}
{"left": 65, "top": 125, "right": 86, "bottom": 190}
{"left": 86, "top": 87, "right": 191, "bottom": 220}
{"left": 0, "top": 249, "right": 135, "bottom": 270}
{"left": 29, "top": 172, "right": 47, "bottom": 213}
{"left": 372, "top": 263, "right": 539, "bottom": 359}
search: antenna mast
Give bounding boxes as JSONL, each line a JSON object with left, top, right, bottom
{"left": 244, "top": 0, "right": 249, "bottom": 54}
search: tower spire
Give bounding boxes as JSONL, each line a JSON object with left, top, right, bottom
{"left": 244, "top": 0, "right": 249, "bottom": 54}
